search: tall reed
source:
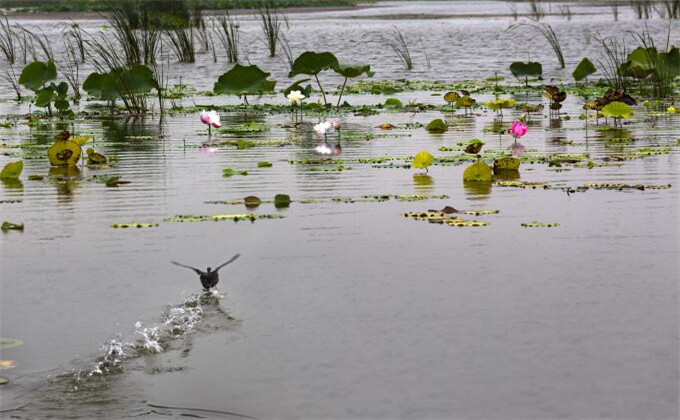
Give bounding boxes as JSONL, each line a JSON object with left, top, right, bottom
{"left": 214, "top": 12, "right": 240, "bottom": 63}
{"left": 0, "top": 16, "right": 16, "bottom": 64}
{"left": 508, "top": 20, "right": 565, "bottom": 69}
{"left": 0, "top": 65, "right": 22, "bottom": 101}
{"left": 259, "top": 6, "right": 283, "bottom": 57}
{"left": 385, "top": 26, "right": 413, "bottom": 70}
{"left": 595, "top": 33, "right": 629, "bottom": 92}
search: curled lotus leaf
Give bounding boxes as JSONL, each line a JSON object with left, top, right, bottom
{"left": 509, "top": 61, "right": 543, "bottom": 78}
{"left": 244, "top": 196, "right": 261, "bottom": 208}
{"left": 494, "top": 157, "right": 521, "bottom": 172}
{"left": 48, "top": 140, "right": 81, "bottom": 166}
{"left": 412, "top": 151, "right": 434, "bottom": 169}
{"left": 463, "top": 161, "right": 493, "bottom": 182}
{"left": 425, "top": 118, "right": 448, "bottom": 133}
{"left": 572, "top": 57, "right": 596, "bottom": 81}
{"left": 289, "top": 51, "right": 339, "bottom": 77}
{"left": 214, "top": 64, "right": 276, "bottom": 96}
{"left": 444, "top": 91, "right": 460, "bottom": 103}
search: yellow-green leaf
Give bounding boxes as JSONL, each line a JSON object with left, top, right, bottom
{"left": 0, "top": 161, "right": 23, "bottom": 179}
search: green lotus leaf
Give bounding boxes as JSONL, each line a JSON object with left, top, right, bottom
{"left": 463, "top": 161, "right": 493, "bottom": 182}
{"left": 83, "top": 65, "right": 157, "bottom": 100}
{"left": 19, "top": 60, "right": 57, "bottom": 91}
{"left": 493, "top": 157, "right": 520, "bottom": 172}
{"left": 257, "top": 161, "right": 272, "bottom": 167}
{"left": 283, "top": 79, "right": 312, "bottom": 98}
{"left": 222, "top": 168, "right": 248, "bottom": 177}
{"left": 425, "top": 118, "right": 448, "bottom": 133}
{"left": 601, "top": 101, "right": 633, "bottom": 119}
{"left": 289, "top": 51, "right": 338, "bottom": 77}
{"left": 0, "top": 338, "right": 23, "bottom": 349}
{"left": 1, "top": 222, "right": 24, "bottom": 231}
{"left": 214, "top": 64, "right": 276, "bottom": 96}
{"left": 48, "top": 140, "right": 81, "bottom": 166}
{"left": 331, "top": 62, "right": 373, "bottom": 78}
{"left": 444, "top": 91, "right": 460, "bottom": 103}
{"left": 509, "top": 61, "right": 542, "bottom": 78}
{"left": 456, "top": 96, "right": 476, "bottom": 107}
{"left": 413, "top": 151, "right": 434, "bottom": 169}
{"left": 384, "top": 98, "right": 403, "bottom": 108}
{"left": 0, "top": 161, "right": 23, "bottom": 179}
{"left": 244, "top": 196, "right": 261, "bottom": 208}
{"left": 572, "top": 57, "right": 596, "bottom": 81}
{"left": 274, "top": 194, "right": 291, "bottom": 208}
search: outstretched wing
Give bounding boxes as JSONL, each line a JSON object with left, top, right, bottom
{"left": 171, "top": 261, "right": 204, "bottom": 275}
{"left": 214, "top": 254, "right": 241, "bottom": 272}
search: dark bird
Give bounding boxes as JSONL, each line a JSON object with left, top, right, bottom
{"left": 171, "top": 254, "right": 240, "bottom": 290}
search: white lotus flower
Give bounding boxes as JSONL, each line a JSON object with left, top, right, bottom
{"left": 313, "top": 121, "right": 332, "bottom": 136}
{"left": 287, "top": 90, "right": 305, "bottom": 106}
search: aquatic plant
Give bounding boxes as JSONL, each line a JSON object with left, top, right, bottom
{"left": 213, "top": 12, "right": 239, "bottom": 63}
{"left": 463, "top": 161, "right": 493, "bottom": 182}
{"left": 213, "top": 63, "right": 276, "bottom": 105}
{"left": 289, "top": 51, "right": 338, "bottom": 106}
{"left": 508, "top": 21, "right": 565, "bottom": 69}
{"left": 0, "top": 65, "right": 22, "bottom": 101}
{"left": 484, "top": 98, "right": 515, "bottom": 118}
{"left": 166, "top": 26, "right": 196, "bottom": 62}
{"left": 332, "top": 62, "right": 373, "bottom": 107}
{"left": 544, "top": 85, "right": 567, "bottom": 118}
{"left": 0, "top": 16, "right": 16, "bottom": 64}
{"left": 595, "top": 34, "right": 629, "bottom": 91}
{"left": 59, "top": 37, "right": 82, "bottom": 101}
{"left": 200, "top": 110, "right": 221, "bottom": 136}
{"left": 572, "top": 57, "right": 597, "bottom": 82}
{"left": 509, "top": 61, "right": 542, "bottom": 86}
{"left": 625, "top": 27, "right": 680, "bottom": 98}
{"left": 425, "top": 119, "right": 448, "bottom": 133}
{"left": 385, "top": 26, "right": 413, "bottom": 70}
{"left": 47, "top": 131, "right": 84, "bottom": 167}
{"left": 287, "top": 90, "right": 305, "bottom": 123}
{"left": 0, "top": 161, "right": 23, "bottom": 179}
{"left": 19, "top": 60, "right": 70, "bottom": 115}
{"left": 601, "top": 101, "right": 633, "bottom": 126}
{"left": 507, "top": 121, "right": 528, "bottom": 140}
{"left": 83, "top": 64, "right": 158, "bottom": 113}
{"left": 668, "top": 106, "right": 676, "bottom": 114}
{"left": 412, "top": 151, "right": 434, "bottom": 172}
{"left": 259, "top": 6, "right": 283, "bottom": 58}
{"left": 464, "top": 138, "right": 485, "bottom": 155}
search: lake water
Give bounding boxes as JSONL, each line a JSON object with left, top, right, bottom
{"left": 0, "top": 1, "right": 678, "bottom": 419}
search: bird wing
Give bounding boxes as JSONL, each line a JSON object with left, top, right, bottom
{"left": 171, "top": 261, "right": 204, "bottom": 275}
{"left": 214, "top": 254, "right": 241, "bottom": 272}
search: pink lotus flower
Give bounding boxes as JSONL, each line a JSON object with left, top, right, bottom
{"left": 200, "top": 110, "right": 222, "bottom": 128}
{"left": 507, "top": 121, "right": 528, "bottom": 139}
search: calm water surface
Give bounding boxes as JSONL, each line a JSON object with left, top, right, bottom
{"left": 0, "top": 2, "right": 678, "bottom": 419}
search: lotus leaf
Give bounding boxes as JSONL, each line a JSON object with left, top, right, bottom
{"left": 509, "top": 61, "right": 542, "bottom": 78}
{"left": 493, "top": 157, "right": 520, "bottom": 172}
{"left": 257, "top": 161, "right": 273, "bottom": 167}
{"left": 18, "top": 61, "right": 57, "bottom": 91}
{"left": 384, "top": 98, "right": 403, "bottom": 108}
{"left": 601, "top": 101, "right": 633, "bottom": 119}
{"left": 413, "top": 151, "right": 434, "bottom": 169}
{"left": 222, "top": 168, "right": 248, "bottom": 177}
{"left": 283, "top": 79, "right": 312, "bottom": 98}
{"left": 332, "top": 62, "right": 373, "bottom": 78}
{"left": 214, "top": 64, "right": 276, "bottom": 96}
{"left": 289, "top": 51, "right": 339, "bottom": 77}
{"left": 463, "top": 161, "right": 493, "bottom": 181}
{"left": 572, "top": 58, "right": 596, "bottom": 81}
{"left": 274, "top": 194, "right": 291, "bottom": 208}
{"left": 425, "top": 118, "right": 448, "bottom": 133}
{"left": 0, "top": 161, "right": 23, "bottom": 179}
{"left": 244, "top": 196, "right": 261, "bottom": 207}
{"left": 444, "top": 91, "right": 460, "bottom": 103}
{"left": 1, "top": 222, "right": 24, "bottom": 231}
{"left": 48, "top": 140, "right": 81, "bottom": 166}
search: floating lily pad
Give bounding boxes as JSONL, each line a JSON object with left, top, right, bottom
{"left": 165, "top": 213, "right": 283, "bottom": 223}
{"left": 403, "top": 211, "right": 488, "bottom": 227}
{"left": 257, "top": 161, "right": 273, "bottom": 167}
{"left": 28, "top": 175, "right": 44, "bottom": 181}
{"left": 0, "top": 338, "right": 23, "bottom": 349}
{"left": 521, "top": 222, "right": 560, "bottom": 228}
{"left": 111, "top": 222, "right": 159, "bottom": 228}
{"left": 0, "top": 377, "right": 8, "bottom": 385}
{"left": 274, "top": 194, "right": 291, "bottom": 208}
{"left": 1, "top": 222, "right": 24, "bottom": 232}
{"left": 463, "top": 161, "right": 493, "bottom": 182}
{"left": 384, "top": 98, "right": 403, "bottom": 108}
{"left": 244, "top": 196, "right": 261, "bottom": 208}
{"left": 425, "top": 118, "right": 448, "bottom": 133}
{"left": 222, "top": 168, "right": 248, "bottom": 177}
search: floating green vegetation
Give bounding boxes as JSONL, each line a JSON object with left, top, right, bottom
{"left": 497, "top": 181, "right": 550, "bottom": 189}
{"left": 521, "top": 222, "right": 560, "bottom": 228}
{"left": 584, "top": 183, "right": 672, "bottom": 191}
{"left": 165, "top": 213, "right": 284, "bottom": 223}
{"left": 219, "top": 122, "right": 269, "bottom": 133}
{"left": 0, "top": 161, "right": 23, "bottom": 179}
{"left": 457, "top": 209, "right": 500, "bottom": 216}
{"left": 412, "top": 151, "right": 434, "bottom": 171}
{"left": 1, "top": 221, "right": 24, "bottom": 231}
{"left": 111, "top": 222, "right": 159, "bottom": 228}
{"left": 0, "top": 199, "right": 22, "bottom": 204}
{"left": 274, "top": 194, "right": 291, "bottom": 208}
{"left": 463, "top": 161, "right": 493, "bottom": 182}
{"left": 257, "top": 161, "right": 273, "bottom": 167}
{"left": 425, "top": 118, "right": 448, "bottom": 133}
{"left": 222, "top": 168, "right": 248, "bottom": 177}
{"left": 0, "top": 338, "right": 23, "bottom": 349}
{"left": 332, "top": 194, "right": 448, "bottom": 203}
{"left": 403, "top": 211, "right": 489, "bottom": 227}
